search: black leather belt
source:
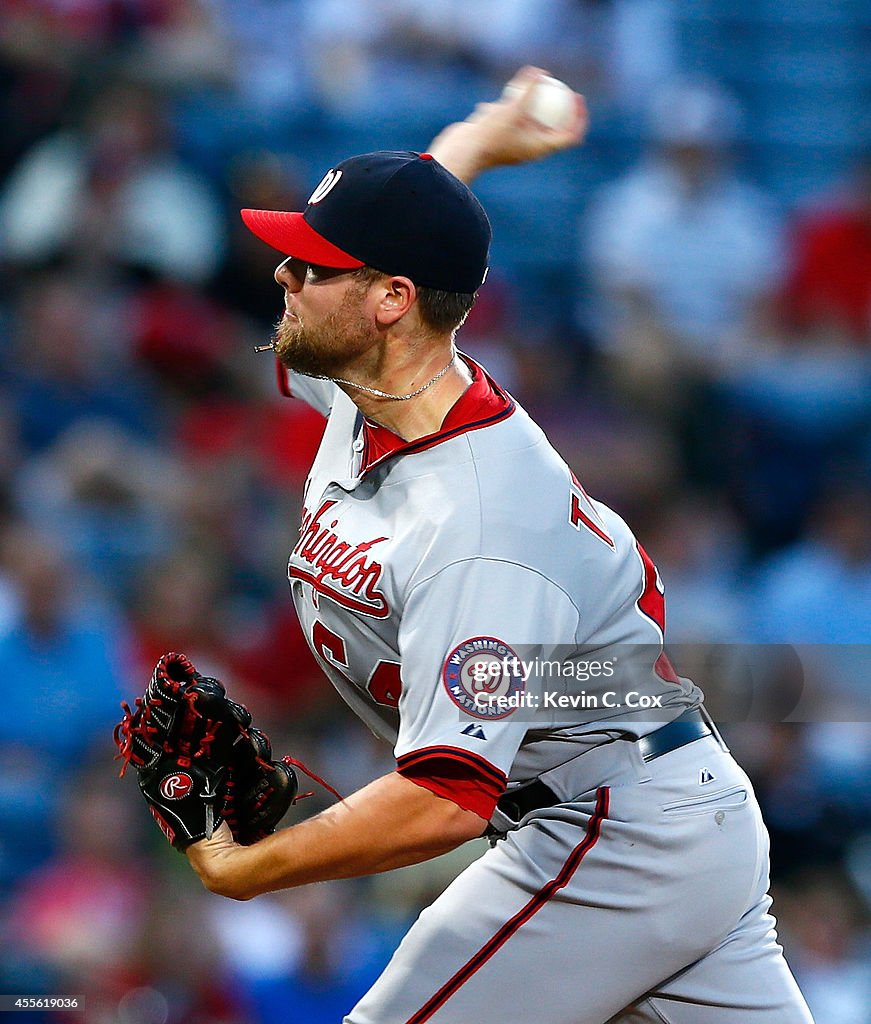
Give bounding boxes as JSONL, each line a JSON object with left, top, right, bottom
{"left": 637, "top": 707, "right": 711, "bottom": 762}
{"left": 495, "top": 708, "right": 713, "bottom": 825}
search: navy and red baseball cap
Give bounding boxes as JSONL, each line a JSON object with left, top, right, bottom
{"left": 241, "top": 151, "right": 491, "bottom": 294}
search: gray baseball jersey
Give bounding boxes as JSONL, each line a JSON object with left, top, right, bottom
{"left": 284, "top": 356, "right": 814, "bottom": 1024}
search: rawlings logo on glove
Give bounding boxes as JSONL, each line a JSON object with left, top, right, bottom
{"left": 158, "top": 772, "right": 194, "bottom": 800}
{"left": 114, "top": 653, "right": 300, "bottom": 850}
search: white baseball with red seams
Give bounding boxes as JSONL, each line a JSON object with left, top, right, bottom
{"left": 503, "top": 76, "right": 576, "bottom": 130}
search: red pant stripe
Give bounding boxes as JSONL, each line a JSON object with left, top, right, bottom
{"left": 404, "top": 786, "right": 610, "bottom": 1024}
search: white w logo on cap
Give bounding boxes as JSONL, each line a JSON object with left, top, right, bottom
{"left": 308, "top": 169, "right": 343, "bottom": 205}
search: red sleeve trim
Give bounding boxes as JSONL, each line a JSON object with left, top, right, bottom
{"left": 396, "top": 746, "right": 507, "bottom": 789}
{"left": 396, "top": 748, "right": 507, "bottom": 821}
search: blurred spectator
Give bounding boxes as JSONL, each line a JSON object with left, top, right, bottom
{"left": 0, "top": 400, "right": 23, "bottom": 535}
{"left": 633, "top": 494, "right": 746, "bottom": 642}
{"left": 0, "top": 525, "right": 131, "bottom": 752}
{"left": 0, "top": 79, "right": 225, "bottom": 282}
{"left": 5, "top": 814, "right": 253, "bottom": 1022}
{"left": 806, "top": 723, "right": 871, "bottom": 802}
{"left": 749, "top": 483, "right": 871, "bottom": 644}
{"left": 781, "top": 153, "right": 871, "bottom": 347}
{"left": 211, "top": 884, "right": 387, "bottom": 1024}
{"left": 202, "top": 0, "right": 315, "bottom": 130}
{"left": 718, "top": 323, "right": 871, "bottom": 550}
{"left": 0, "top": 762, "right": 151, "bottom": 995}
{"left": 776, "top": 869, "right": 871, "bottom": 1024}
{"left": 0, "top": 0, "right": 168, "bottom": 57}
{"left": 216, "top": 150, "right": 310, "bottom": 322}
{"left": 124, "top": 0, "right": 235, "bottom": 92}
{"left": 12, "top": 420, "right": 179, "bottom": 601}
{"left": 129, "top": 544, "right": 235, "bottom": 677}
{"left": 304, "top": 0, "right": 677, "bottom": 122}
{"left": 597, "top": 0, "right": 678, "bottom": 115}
{"left": 0, "top": 527, "right": 131, "bottom": 886}
{"left": 130, "top": 279, "right": 241, "bottom": 396}
{"left": 535, "top": 386, "right": 681, "bottom": 517}
{"left": 227, "top": 599, "right": 332, "bottom": 717}
{"left": 726, "top": 725, "right": 854, "bottom": 880}
{"left": 0, "top": 35, "right": 74, "bottom": 180}
{"left": 584, "top": 78, "right": 782, "bottom": 373}
{"left": 1, "top": 270, "right": 156, "bottom": 452}
{"left": 122, "top": 885, "right": 255, "bottom": 1024}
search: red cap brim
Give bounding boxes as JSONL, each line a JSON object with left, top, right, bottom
{"left": 240, "top": 209, "right": 365, "bottom": 269}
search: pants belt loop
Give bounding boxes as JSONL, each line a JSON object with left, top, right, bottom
{"left": 699, "top": 705, "right": 729, "bottom": 753}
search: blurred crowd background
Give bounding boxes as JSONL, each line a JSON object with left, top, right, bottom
{"left": 0, "top": 0, "right": 869, "bottom": 1021}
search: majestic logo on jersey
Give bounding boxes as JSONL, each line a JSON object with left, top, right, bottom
{"left": 443, "top": 637, "right": 525, "bottom": 720}
{"left": 308, "top": 168, "right": 343, "bottom": 204}
{"left": 289, "top": 500, "right": 390, "bottom": 618}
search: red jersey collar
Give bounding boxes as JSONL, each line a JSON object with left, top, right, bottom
{"left": 360, "top": 356, "right": 514, "bottom": 474}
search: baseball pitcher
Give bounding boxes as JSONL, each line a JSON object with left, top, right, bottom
{"left": 116, "top": 68, "right": 814, "bottom": 1024}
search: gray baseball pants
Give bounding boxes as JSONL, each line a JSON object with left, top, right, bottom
{"left": 346, "top": 734, "right": 814, "bottom": 1024}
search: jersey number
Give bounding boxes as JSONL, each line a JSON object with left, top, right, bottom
{"left": 569, "top": 471, "right": 614, "bottom": 549}
{"left": 635, "top": 542, "right": 665, "bottom": 633}
{"left": 311, "top": 621, "right": 403, "bottom": 708}
{"left": 634, "top": 542, "right": 679, "bottom": 684}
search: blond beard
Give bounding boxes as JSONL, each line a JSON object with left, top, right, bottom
{"left": 272, "top": 286, "right": 376, "bottom": 379}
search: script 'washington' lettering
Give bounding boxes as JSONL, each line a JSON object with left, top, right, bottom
{"left": 289, "top": 500, "right": 390, "bottom": 617}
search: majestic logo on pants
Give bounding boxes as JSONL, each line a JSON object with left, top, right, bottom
{"left": 158, "top": 772, "right": 194, "bottom": 800}
{"left": 289, "top": 500, "right": 390, "bottom": 618}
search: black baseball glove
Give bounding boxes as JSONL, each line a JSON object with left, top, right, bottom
{"left": 114, "top": 653, "right": 298, "bottom": 850}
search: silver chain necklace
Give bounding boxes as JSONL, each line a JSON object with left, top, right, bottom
{"left": 324, "top": 355, "right": 456, "bottom": 401}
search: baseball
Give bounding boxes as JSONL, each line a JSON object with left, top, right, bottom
{"left": 503, "top": 75, "right": 576, "bottom": 130}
